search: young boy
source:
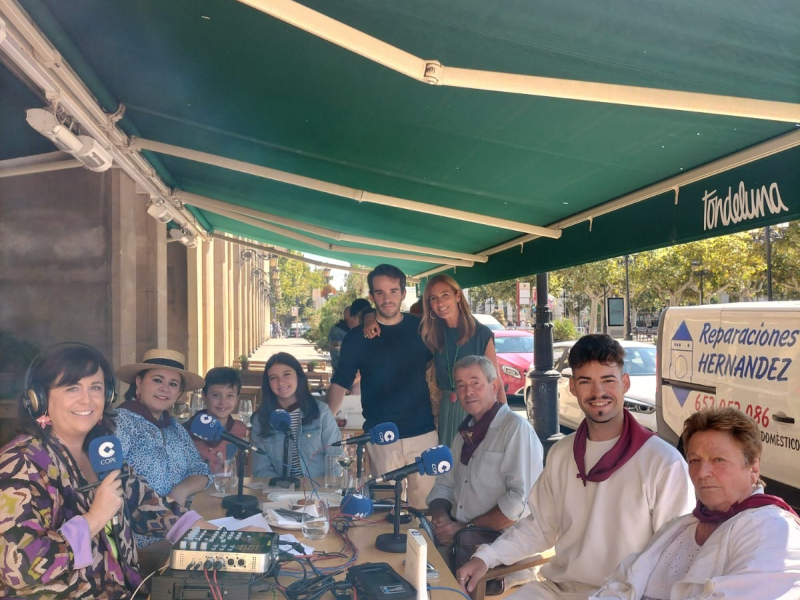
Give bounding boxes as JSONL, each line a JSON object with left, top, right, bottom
{"left": 184, "top": 367, "right": 248, "bottom": 473}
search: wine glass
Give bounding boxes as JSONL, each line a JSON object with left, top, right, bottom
{"left": 212, "top": 456, "right": 238, "bottom": 495}
{"left": 189, "top": 390, "right": 204, "bottom": 416}
{"left": 238, "top": 397, "right": 254, "bottom": 426}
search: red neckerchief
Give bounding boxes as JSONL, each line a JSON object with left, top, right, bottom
{"left": 118, "top": 399, "right": 173, "bottom": 429}
{"left": 693, "top": 493, "right": 799, "bottom": 523}
{"left": 458, "top": 402, "right": 502, "bottom": 465}
{"left": 573, "top": 409, "right": 655, "bottom": 486}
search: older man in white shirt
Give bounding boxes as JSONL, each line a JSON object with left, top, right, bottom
{"left": 427, "top": 355, "right": 543, "bottom": 545}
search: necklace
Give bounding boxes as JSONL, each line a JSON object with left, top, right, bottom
{"left": 444, "top": 328, "right": 460, "bottom": 403}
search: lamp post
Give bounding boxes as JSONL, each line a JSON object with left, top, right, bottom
{"left": 691, "top": 260, "right": 708, "bottom": 305}
{"left": 620, "top": 255, "right": 633, "bottom": 341}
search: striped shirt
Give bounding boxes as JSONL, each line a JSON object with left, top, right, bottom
{"left": 289, "top": 408, "right": 302, "bottom": 477}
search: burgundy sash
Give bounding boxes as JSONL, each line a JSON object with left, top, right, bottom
{"left": 693, "top": 493, "right": 799, "bottom": 523}
{"left": 573, "top": 409, "right": 655, "bottom": 485}
{"left": 118, "top": 399, "right": 173, "bottom": 429}
{"left": 458, "top": 402, "right": 502, "bottom": 465}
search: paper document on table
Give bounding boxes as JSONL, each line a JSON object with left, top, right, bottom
{"left": 209, "top": 513, "right": 272, "bottom": 531}
{"left": 243, "top": 481, "right": 266, "bottom": 490}
{"left": 278, "top": 534, "right": 314, "bottom": 556}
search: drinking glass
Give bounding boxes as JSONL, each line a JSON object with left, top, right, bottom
{"left": 300, "top": 498, "right": 330, "bottom": 540}
{"left": 189, "top": 390, "right": 204, "bottom": 416}
{"left": 238, "top": 398, "right": 254, "bottom": 426}
{"left": 212, "top": 456, "right": 238, "bottom": 495}
{"left": 334, "top": 409, "right": 348, "bottom": 428}
{"left": 325, "top": 455, "right": 343, "bottom": 489}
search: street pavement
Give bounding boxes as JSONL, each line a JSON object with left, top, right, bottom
{"left": 250, "top": 336, "right": 331, "bottom": 365}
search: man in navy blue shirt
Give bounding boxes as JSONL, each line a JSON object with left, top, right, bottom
{"left": 327, "top": 264, "right": 437, "bottom": 508}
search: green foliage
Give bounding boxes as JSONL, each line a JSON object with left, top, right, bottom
{"left": 274, "top": 256, "right": 326, "bottom": 325}
{"left": 552, "top": 318, "right": 578, "bottom": 342}
{"left": 305, "top": 272, "right": 370, "bottom": 352}
{"left": 491, "top": 309, "right": 507, "bottom": 326}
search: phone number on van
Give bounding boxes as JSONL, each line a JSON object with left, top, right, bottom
{"left": 693, "top": 393, "right": 770, "bottom": 427}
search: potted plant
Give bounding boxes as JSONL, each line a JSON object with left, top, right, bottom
{"left": 238, "top": 354, "right": 250, "bottom": 370}
{"left": 307, "top": 360, "right": 318, "bottom": 372}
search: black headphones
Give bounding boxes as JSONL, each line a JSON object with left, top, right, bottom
{"left": 23, "top": 342, "right": 117, "bottom": 420}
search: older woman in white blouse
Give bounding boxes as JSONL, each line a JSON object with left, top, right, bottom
{"left": 591, "top": 407, "right": 800, "bottom": 600}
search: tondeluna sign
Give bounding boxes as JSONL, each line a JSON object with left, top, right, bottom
{"left": 703, "top": 181, "right": 789, "bottom": 232}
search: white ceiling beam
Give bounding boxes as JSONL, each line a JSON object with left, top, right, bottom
{"left": 0, "top": 153, "right": 82, "bottom": 178}
{"left": 210, "top": 233, "right": 375, "bottom": 277}
{"left": 133, "top": 137, "right": 558, "bottom": 239}
{"left": 201, "top": 201, "right": 473, "bottom": 267}
{"left": 238, "top": 0, "right": 800, "bottom": 123}
{"left": 178, "top": 191, "right": 488, "bottom": 263}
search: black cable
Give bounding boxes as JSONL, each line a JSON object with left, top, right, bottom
{"left": 284, "top": 568, "right": 345, "bottom": 600}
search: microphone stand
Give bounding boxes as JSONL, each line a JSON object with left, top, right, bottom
{"left": 222, "top": 448, "right": 261, "bottom": 518}
{"left": 375, "top": 478, "right": 407, "bottom": 553}
{"left": 269, "top": 433, "right": 300, "bottom": 489}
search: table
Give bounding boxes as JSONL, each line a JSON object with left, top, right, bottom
{"left": 189, "top": 481, "right": 465, "bottom": 600}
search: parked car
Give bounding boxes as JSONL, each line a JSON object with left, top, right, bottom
{"left": 493, "top": 330, "right": 534, "bottom": 395}
{"left": 472, "top": 313, "right": 505, "bottom": 331}
{"left": 524, "top": 340, "right": 658, "bottom": 431}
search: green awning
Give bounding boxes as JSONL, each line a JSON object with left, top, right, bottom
{"left": 2, "top": 0, "right": 798, "bottom": 284}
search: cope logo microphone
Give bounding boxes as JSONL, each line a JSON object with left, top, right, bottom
{"left": 76, "top": 435, "right": 128, "bottom": 493}
{"left": 89, "top": 436, "right": 124, "bottom": 473}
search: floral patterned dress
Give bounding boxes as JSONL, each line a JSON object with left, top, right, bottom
{"left": 0, "top": 434, "right": 197, "bottom": 599}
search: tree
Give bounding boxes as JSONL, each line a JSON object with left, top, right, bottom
{"left": 306, "top": 272, "right": 370, "bottom": 352}
{"left": 762, "top": 222, "right": 800, "bottom": 299}
{"left": 274, "top": 256, "right": 325, "bottom": 326}
{"left": 555, "top": 259, "right": 621, "bottom": 333}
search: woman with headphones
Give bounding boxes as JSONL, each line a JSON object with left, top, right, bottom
{"left": 0, "top": 343, "right": 216, "bottom": 599}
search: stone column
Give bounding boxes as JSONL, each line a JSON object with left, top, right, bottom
{"left": 109, "top": 170, "right": 139, "bottom": 374}
{"left": 186, "top": 245, "right": 203, "bottom": 375}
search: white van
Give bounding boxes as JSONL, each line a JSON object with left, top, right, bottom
{"left": 657, "top": 301, "right": 800, "bottom": 509}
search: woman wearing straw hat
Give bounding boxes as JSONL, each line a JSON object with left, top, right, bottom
{"left": 115, "top": 349, "right": 210, "bottom": 549}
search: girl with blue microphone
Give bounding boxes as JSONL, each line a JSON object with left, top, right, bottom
{"left": 251, "top": 352, "right": 342, "bottom": 480}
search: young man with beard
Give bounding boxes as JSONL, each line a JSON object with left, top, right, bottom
{"left": 457, "top": 334, "right": 694, "bottom": 600}
{"left": 327, "top": 264, "right": 438, "bottom": 508}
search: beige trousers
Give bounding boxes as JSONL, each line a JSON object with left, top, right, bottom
{"left": 366, "top": 430, "right": 439, "bottom": 509}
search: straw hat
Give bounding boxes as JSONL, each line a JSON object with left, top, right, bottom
{"left": 116, "top": 349, "right": 205, "bottom": 391}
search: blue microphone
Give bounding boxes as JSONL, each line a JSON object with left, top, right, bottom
{"left": 190, "top": 413, "right": 266, "bottom": 455}
{"left": 365, "top": 445, "right": 454, "bottom": 485}
{"left": 89, "top": 435, "right": 125, "bottom": 477}
{"left": 332, "top": 422, "right": 398, "bottom": 446}
{"left": 77, "top": 435, "right": 128, "bottom": 493}
{"left": 82, "top": 436, "right": 128, "bottom": 526}
{"left": 340, "top": 493, "right": 374, "bottom": 518}
{"left": 269, "top": 409, "right": 294, "bottom": 440}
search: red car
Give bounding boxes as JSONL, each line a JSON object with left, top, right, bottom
{"left": 493, "top": 330, "right": 534, "bottom": 395}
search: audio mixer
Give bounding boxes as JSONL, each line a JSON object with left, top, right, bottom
{"left": 170, "top": 528, "right": 277, "bottom": 574}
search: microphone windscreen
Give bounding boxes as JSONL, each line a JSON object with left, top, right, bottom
{"left": 340, "top": 493, "right": 374, "bottom": 518}
{"left": 88, "top": 436, "right": 125, "bottom": 479}
{"left": 369, "top": 422, "right": 399, "bottom": 445}
{"left": 190, "top": 413, "right": 223, "bottom": 442}
{"left": 270, "top": 409, "right": 292, "bottom": 432}
{"left": 419, "top": 445, "right": 454, "bottom": 476}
